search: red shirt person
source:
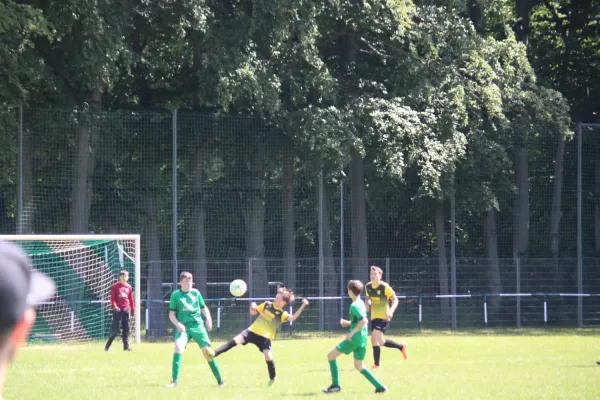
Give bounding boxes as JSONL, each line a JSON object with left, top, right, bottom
{"left": 105, "top": 270, "right": 134, "bottom": 351}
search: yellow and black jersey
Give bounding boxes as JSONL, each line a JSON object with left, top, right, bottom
{"left": 248, "top": 302, "right": 289, "bottom": 340}
{"left": 365, "top": 281, "right": 396, "bottom": 320}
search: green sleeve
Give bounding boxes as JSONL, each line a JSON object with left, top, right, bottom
{"left": 350, "top": 303, "right": 366, "bottom": 320}
{"left": 169, "top": 291, "right": 178, "bottom": 312}
{"left": 197, "top": 291, "right": 206, "bottom": 308}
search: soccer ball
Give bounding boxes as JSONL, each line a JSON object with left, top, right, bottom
{"left": 230, "top": 279, "right": 247, "bottom": 297}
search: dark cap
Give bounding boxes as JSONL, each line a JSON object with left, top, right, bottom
{"left": 0, "top": 241, "right": 56, "bottom": 332}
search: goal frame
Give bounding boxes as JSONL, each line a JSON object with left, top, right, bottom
{"left": 0, "top": 234, "right": 141, "bottom": 344}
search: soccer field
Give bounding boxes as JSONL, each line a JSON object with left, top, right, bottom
{"left": 6, "top": 330, "right": 600, "bottom": 400}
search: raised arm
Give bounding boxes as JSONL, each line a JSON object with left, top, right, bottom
{"left": 287, "top": 298, "right": 309, "bottom": 322}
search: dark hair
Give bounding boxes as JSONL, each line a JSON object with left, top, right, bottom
{"left": 347, "top": 280, "right": 364, "bottom": 296}
{"left": 120, "top": 270, "right": 129, "bottom": 276}
{"left": 179, "top": 271, "right": 193, "bottom": 280}
{"left": 277, "top": 287, "right": 296, "bottom": 304}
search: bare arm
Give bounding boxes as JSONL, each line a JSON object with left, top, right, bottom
{"left": 346, "top": 318, "right": 368, "bottom": 341}
{"left": 389, "top": 295, "right": 399, "bottom": 315}
{"left": 340, "top": 318, "right": 350, "bottom": 328}
{"left": 287, "top": 298, "right": 309, "bottom": 322}
{"left": 201, "top": 307, "right": 213, "bottom": 331}
{"left": 169, "top": 311, "right": 185, "bottom": 333}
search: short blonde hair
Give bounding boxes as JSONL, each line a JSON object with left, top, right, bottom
{"left": 370, "top": 265, "right": 383, "bottom": 277}
{"left": 277, "top": 287, "right": 296, "bottom": 304}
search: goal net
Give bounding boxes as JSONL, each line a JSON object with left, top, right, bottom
{"left": 0, "top": 235, "right": 140, "bottom": 344}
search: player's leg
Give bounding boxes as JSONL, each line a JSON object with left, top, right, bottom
{"left": 168, "top": 331, "right": 189, "bottom": 387}
{"left": 371, "top": 324, "right": 385, "bottom": 369}
{"left": 191, "top": 327, "right": 224, "bottom": 386}
{"left": 263, "top": 348, "right": 276, "bottom": 386}
{"left": 214, "top": 330, "right": 247, "bottom": 357}
{"left": 322, "top": 344, "right": 345, "bottom": 393}
{"left": 104, "top": 311, "right": 121, "bottom": 351}
{"left": 354, "top": 347, "right": 386, "bottom": 393}
{"left": 383, "top": 336, "right": 408, "bottom": 360}
{"left": 121, "top": 310, "right": 131, "bottom": 351}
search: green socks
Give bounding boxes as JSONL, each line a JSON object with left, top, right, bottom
{"left": 208, "top": 359, "right": 223, "bottom": 383}
{"left": 172, "top": 353, "right": 182, "bottom": 382}
{"left": 361, "top": 368, "right": 384, "bottom": 389}
{"left": 329, "top": 360, "right": 340, "bottom": 387}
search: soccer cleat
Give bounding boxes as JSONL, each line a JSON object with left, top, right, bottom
{"left": 218, "top": 381, "right": 226, "bottom": 387}
{"left": 124, "top": 348, "right": 132, "bottom": 351}
{"left": 597, "top": 361, "right": 600, "bottom": 366}
{"left": 400, "top": 342, "right": 408, "bottom": 360}
{"left": 375, "top": 386, "right": 387, "bottom": 394}
{"left": 370, "top": 364, "right": 380, "bottom": 370}
{"left": 322, "top": 385, "right": 341, "bottom": 393}
{"left": 166, "top": 381, "right": 178, "bottom": 388}
{"left": 104, "top": 347, "right": 109, "bottom": 352}
{"left": 268, "top": 379, "right": 275, "bottom": 387}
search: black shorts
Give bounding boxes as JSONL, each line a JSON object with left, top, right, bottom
{"left": 370, "top": 318, "right": 389, "bottom": 333}
{"left": 240, "top": 329, "right": 272, "bottom": 352}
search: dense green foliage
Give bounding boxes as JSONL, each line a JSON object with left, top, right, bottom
{"left": 0, "top": 0, "right": 598, "bottom": 304}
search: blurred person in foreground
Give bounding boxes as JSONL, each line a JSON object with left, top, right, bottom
{"left": 0, "top": 241, "right": 56, "bottom": 400}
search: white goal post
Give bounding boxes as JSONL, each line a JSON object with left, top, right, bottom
{"left": 0, "top": 234, "right": 141, "bottom": 344}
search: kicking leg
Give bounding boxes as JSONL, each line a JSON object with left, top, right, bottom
{"left": 214, "top": 333, "right": 245, "bottom": 357}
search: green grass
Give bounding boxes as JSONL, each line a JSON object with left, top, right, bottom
{"left": 5, "top": 330, "right": 600, "bottom": 399}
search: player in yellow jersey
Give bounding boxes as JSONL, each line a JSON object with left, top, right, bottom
{"left": 214, "top": 287, "right": 309, "bottom": 386}
{"left": 365, "top": 265, "right": 408, "bottom": 369}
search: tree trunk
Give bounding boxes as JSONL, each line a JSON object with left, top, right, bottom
{"left": 515, "top": 0, "right": 531, "bottom": 44}
{"left": 70, "top": 88, "right": 103, "bottom": 233}
{"left": 70, "top": 121, "right": 94, "bottom": 233}
{"left": 192, "top": 147, "right": 207, "bottom": 295}
{"left": 322, "top": 180, "right": 340, "bottom": 330}
{"left": 245, "top": 140, "right": 269, "bottom": 298}
{"left": 282, "top": 153, "right": 296, "bottom": 290}
{"left": 145, "top": 196, "right": 167, "bottom": 338}
{"left": 435, "top": 201, "right": 451, "bottom": 326}
{"left": 595, "top": 157, "right": 600, "bottom": 253}
{"left": 550, "top": 135, "right": 566, "bottom": 259}
{"left": 513, "top": 147, "right": 529, "bottom": 257}
{"left": 485, "top": 208, "right": 502, "bottom": 314}
{"left": 350, "top": 147, "right": 369, "bottom": 283}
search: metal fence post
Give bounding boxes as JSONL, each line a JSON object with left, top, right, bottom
{"left": 318, "top": 171, "right": 324, "bottom": 332}
{"left": 248, "top": 258, "right": 254, "bottom": 326}
{"left": 516, "top": 256, "right": 521, "bottom": 328}
{"left": 172, "top": 108, "right": 178, "bottom": 288}
{"left": 576, "top": 122, "right": 583, "bottom": 327}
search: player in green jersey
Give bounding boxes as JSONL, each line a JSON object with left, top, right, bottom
{"left": 323, "top": 280, "right": 387, "bottom": 394}
{"left": 166, "top": 271, "right": 223, "bottom": 388}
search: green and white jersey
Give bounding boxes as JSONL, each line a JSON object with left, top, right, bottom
{"left": 169, "top": 288, "right": 206, "bottom": 328}
{"left": 348, "top": 298, "right": 368, "bottom": 346}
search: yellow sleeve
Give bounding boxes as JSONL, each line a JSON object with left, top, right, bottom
{"left": 384, "top": 284, "right": 396, "bottom": 299}
{"left": 256, "top": 302, "right": 266, "bottom": 313}
{"left": 281, "top": 311, "right": 290, "bottom": 323}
